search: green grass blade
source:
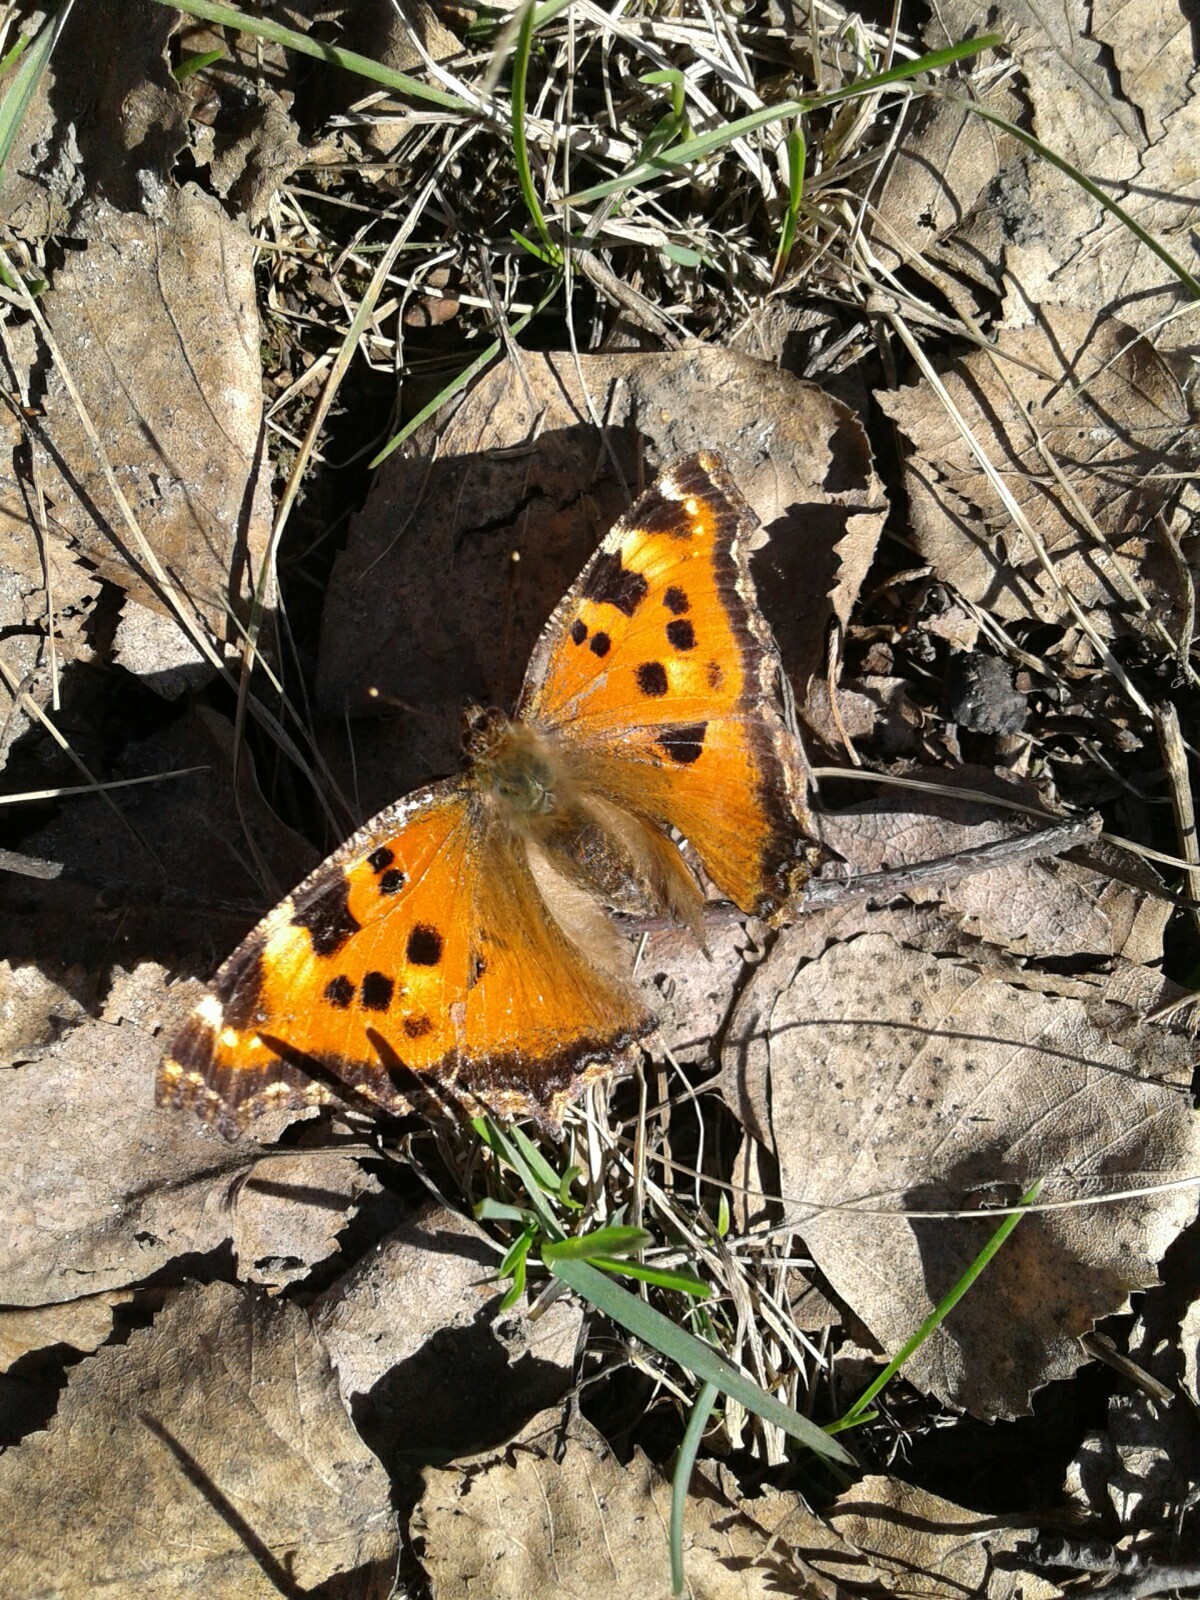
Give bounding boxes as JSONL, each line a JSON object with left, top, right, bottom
{"left": 508, "top": 0, "right": 560, "bottom": 264}
{"left": 587, "top": 1257, "right": 711, "bottom": 1298}
{"left": 549, "top": 1256, "right": 853, "bottom": 1464}
{"left": 831, "top": 1178, "right": 1045, "bottom": 1434}
{"left": 0, "top": 0, "right": 75, "bottom": 184}
{"left": 566, "top": 35, "right": 1000, "bottom": 206}
{"left": 154, "top": 0, "right": 472, "bottom": 112}
{"left": 542, "top": 1226, "right": 652, "bottom": 1261}
{"left": 173, "top": 47, "right": 227, "bottom": 83}
{"left": 942, "top": 91, "right": 1200, "bottom": 300}
{"left": 772, "top": 123, "right": 806, "bottom": 284}
{"left": 671, "top": 1380, "right": 719, "bottom": 1594}
{"left": 369, "top": 276, "right": 561, "bottom": 469}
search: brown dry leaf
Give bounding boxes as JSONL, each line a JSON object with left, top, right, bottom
{"left": 316, "top": 346, "right": 886, "bottom": 813}
{"left": 875, "top": 311, "right": 1190, "bottom": 637}
{"left": 0, "top": 960, "right": 91, "bottom": 1060}
{"left": 926, "top": 2, "right": 1198, "bottom": 350}
{"left": 0, "top": 705, "right": 318, "bottom": 977}
{"left": 312, "top": 1202, "right": 580, "bottom": 1463}
{"left": 1066, "top": 1233, "right": 1200, "bottom": 1542}
{"left": 827, "top": 1476, "right": 1057, "bottom": 1600}
{"left": 0, "top": 1291, "right": 131, "bottom": 1374}
{"left": 726, "top": 932, "right": 1200, "bottom": 1417}
{"left": 0, "top": 187, "right": 272, "bottom": 639}
{"left": 415, "top": 1409, "right": 851, "bottom": 1599}
{"left": 0, "top": 0, "right": 188, "bottom": 238}
{"left": 0, "top": 965, "right": 370, "bottom": 1305}
{"left": 867, "top": 89, "right": 1022, "bottom": 289}
{"left": 0, "top": 1281, "right": 397, "bottom": 1599}
{"left": 817, "top": 783, "right": 1171, "bottom": 965}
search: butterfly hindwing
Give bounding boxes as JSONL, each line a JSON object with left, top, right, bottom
{"left": 519, "top": 451, "right": 809, "bottom": 917}
{"left": 159, "top": 781, "right": 654, "bottom": 1136}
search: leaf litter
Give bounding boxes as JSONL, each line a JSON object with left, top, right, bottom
{"left": 0, "top": 1, "right": 1198, "bottom": 1596}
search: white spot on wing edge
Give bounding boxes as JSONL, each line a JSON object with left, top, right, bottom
{"left": 196, "top": 995, "right": 224, "bottom": 1028}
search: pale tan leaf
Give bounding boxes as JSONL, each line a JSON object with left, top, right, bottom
{"left": 0, "top": 1282, "right": 398, "bottom": 1599}
{"left": 0, "top": 965, "right": 367, "bottom": 1305}
{"left": 828, "top": 1476, "right": 1058, "bottom": 1600}
{"left": 876, "top": 311, "right": 1190, "bottom": 635}
{"left": 0, "top": 188, "right": 272, "bottom": 638}
{"left": 415, "top": 1410, "right": 848, "bottom": 1599}
{"left": 731, "top": 932, "right": 1200, "bottom": 1417}
{"left": 312, "top": 1203, "right": 580, "bottom": 1462}
{"left": 0, "top": 1291, "right": 131, "bottom": 1374}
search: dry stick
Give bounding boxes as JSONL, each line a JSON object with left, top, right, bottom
{"left": 796, "top": 810, "right": 1102, "bottom": 912}
{"left": 1153, "top": 700, "right": 1200, "bottom": 941}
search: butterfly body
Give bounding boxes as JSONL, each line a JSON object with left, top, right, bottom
{"left": 159, "top": 452, "right": 814, "bottom": 1136}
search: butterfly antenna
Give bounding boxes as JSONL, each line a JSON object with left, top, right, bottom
{"left": 498, "top": 547, "right": 522, "bottom": 704}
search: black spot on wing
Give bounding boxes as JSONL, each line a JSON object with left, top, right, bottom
{"left": 582, "top": 550, "right": 648, "bottom": 616}
{"left": 407, "top": 924, "right": 444, "bottom": 966}
{"left": 468, "top": 952, "right": 487, "bottom": 990}
{"left": 403, "top": 1013, "right": 433, "bottom": 1038}
{"left": 706, "top": 660, "right": 724, "bottom": 690}
{"left": 378, "top": 868, "right": 406, "bottom": 896}
{"left": 361, "top": 971, "right": 394, "bottom": 1011}
{"left": 293, "top": 874, "right": 361, "bottom": 958}
{"left": 666, "top": 618, "right": 695, "bottom": 651}
{"left": 636, "top": 661, "right": 669, "bottom": 698}
{"left": 367, "top": 847, "right": 394, "bottom": 873}
{"left": 570, "top": 618, "right": 588, "bottom": 645}
{"left": 657, "top": 721, "right": 707, "bottom": 765}
{"left": 324, "top": 975, "right": 355, "bottom": 1009}
{"left": 663, "top": 585, "right": 689, "bottom": 614}
{"left": 590, "top": 631, "right": 610, "bottom": 657}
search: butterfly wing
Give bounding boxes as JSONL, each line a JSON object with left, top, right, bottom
{"left": 518, "top": 451, "right": 809, "bottom": 919}
{"left": 159, "top": 781, "right": 655, "bottom": 1136}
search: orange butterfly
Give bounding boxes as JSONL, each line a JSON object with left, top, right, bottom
{"left": 158, "top": 452, "right": 813, "bottom": 1136}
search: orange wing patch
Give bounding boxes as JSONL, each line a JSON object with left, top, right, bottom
{"left": 158, "top": 782, "right": 655, "bottom": 1136}
{"left": 520, "top": 452, "right": 809, "bottom": 918}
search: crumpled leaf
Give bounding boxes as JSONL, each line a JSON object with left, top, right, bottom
{"left": 0, "top": 965, "right": 371, "bottom": 1305}
{"left": 0, "top": 1281, "right": 398, "bottom": 1599}
{"left": 415, "top": 1409, "right": 847, "bottom": 1598}
{"left": 726, "top": 932, "right": 1200, "bottom": 1417}
{"left": 875, "top": 311, "right": 1190, "bottom": 637}
{"left": 0, "top": 1291, "right": 131, "bottom": 1374}
{"left": 316, "top": 345, "right": 886, "bottom": 814}
{"left": 1065, "top": 1232, "right": 1200, "bottom": 1541}
{"left": 816, "top": 781, "right": 1171, "bottom": 965}
{"left": 826, "top": 1476, "right": 1057, "bottom": 1599}
{"left": 0, "top": 186, "right": 273, "bottom": 639}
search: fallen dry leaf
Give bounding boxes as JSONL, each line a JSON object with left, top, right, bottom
{"left": 315, "top": 345, "right": 886, "bottom": 814}
{"left": 0, "top": 187, "right": 273, "bottom": 640}
{"left": 726, "top": 932, "right": 1200, "bottom": 1417}
{"left": 876, "top": 311, "right": 1190, "bottom": 638}
{"left": 1065, "top": 1230, "right": 1200, "bottom": 1543}
{"left": 816, "top": 779, "right": 1171, "bottom": 964}
{"left": 312, "top": 1202, "right": 580, "bottom": 1464}
{"left": 0, "top": 1291, "right": 131, "bottom": 1374}
{"left": 827, "top": 1475, "right": 1057, "bottom": 1599}
{"left": 0, "top": 964, "right": 370, "bottom": 1305}
{"left": 0, "top": 1281, "right": 397, "bottom": 1599}
{"left": 415, "top": 1409, "right": 847, "bottom": 1599}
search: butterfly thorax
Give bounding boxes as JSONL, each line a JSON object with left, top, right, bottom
{"left": 467, "top": 710, "right": 705, "bottom": 938}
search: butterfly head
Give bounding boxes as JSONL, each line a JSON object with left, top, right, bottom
{"left": 464, "top": 705, "right": 560, "bottom": 819}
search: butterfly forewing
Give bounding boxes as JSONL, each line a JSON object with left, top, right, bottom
{"left": 519, "top": 451, "right": 809, "bottom": 917}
